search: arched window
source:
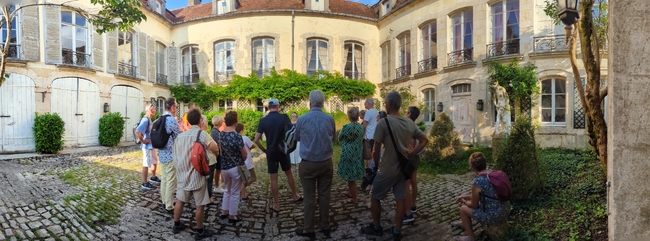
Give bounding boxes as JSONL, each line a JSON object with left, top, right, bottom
{"left": 118, "top": 30, "right": 135, "bottom": 76}
{"left": 489, "top": 0, "right": 520, "bottom": 57}
{"left": 449, "top": 9, "right": 473, "bottom": 65}
{"left": 420, "top": 21, "right": 437, "bottom": 72}
{"left": 422, "top": 89, "right": 435, "bottom": 122}
{"left": 61, "top": 10, "right": 88, "bottom": 67}
{"left": 541, "top": 78, "right": 566, "bottom": 124}
{"left": 452, "top": 83, "right": 471, "bottom": 94}
{"left": 181, "top": 45, "right": 199, "bottom": 84}
{"left": 252, "top": 38, "right": 275, "bottom": 77}
{"left": 214, "top": 40, "right": 235, "bottom": 82}
{"left": 307, "top": 38, "right": 328, "bottom": 76}
{"left": 397, "top": 33, "right": 411, "bottom": 78}
{"left": 344, "top": 42, "right": 363, "bottom": 80}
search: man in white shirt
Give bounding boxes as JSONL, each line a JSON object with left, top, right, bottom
{"left": 363, "top": 98, "right": 379, "bottom": 168}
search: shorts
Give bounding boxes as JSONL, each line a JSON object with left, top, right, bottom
{"left": 409, "top": 155, "right": 420, "bottom": 170}
{"left": 176, "top": 183, "right": 210, "bottom": 206}
{"left": 215, "top": 155, "right": 223, "bottom": 170}
{"left": 371, "top": 172, "right": 406, "bottom": 200}
{"left": 266, "top": 151, "right": 291, "bottom": 174}
{"left": 142, "top": 149, "right": 157, "bottom": 168}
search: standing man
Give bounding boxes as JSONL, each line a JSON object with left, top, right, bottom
{"left": 360, "top": 91, "right": 428, "bottom": 240}
{"left": 158, "top": 97, "right": 182, "bottom": 214}
{"left": 294, "top": 90, "right": 336, "bottom": 238}
{"left": 253, "top": 99, "right": 303, "bottom": 214}
{"left": 180, "top": 102, "right": 196, "bottom": 132}
{"left": 363, "top": 98, "right": 379, "bottom": 168}
{"left": 171, "top": 109, "right": 219, "bottom": 239}
{"left": 135, "top": 103, "right": 160, "bottom": 190}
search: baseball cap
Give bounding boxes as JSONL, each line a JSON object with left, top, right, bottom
{"left": 268, "top": 98, "right": 279, "bottom": 105}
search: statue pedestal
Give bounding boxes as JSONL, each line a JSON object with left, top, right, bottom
{"left": 492, "top": 133, "right": 507, "bottom": 162}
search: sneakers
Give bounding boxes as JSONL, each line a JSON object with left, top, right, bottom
{"left": 149, "top": 176, "right": 161, "bottom": 184}
{"left": 294, "top": 228, "right": 316, "bottom": 239}
{"left": 193, "top": 229, "right": 214, "bottom": 240}
{"left": 391, "top": 226, "right": 402, "bottom": 241}
{"left": 410, "top": 206, "right": 417, "bottom": 213}
{"left": 162, "top": 206, "right": 174, "bottom": 215}
{"left": 172, "top": 224, "right": 185, "bottom": 234}
{"left": 213, "top": 187, "right": 225, "bottom": 194}
{"left": 402, "top": 214, "right": 415, "bottom": 224}
{"left": 360, "top": 223, "right": 383, "bottom": 236}
{"left": 141, "top": 182, "right": 156, "bottom": 190}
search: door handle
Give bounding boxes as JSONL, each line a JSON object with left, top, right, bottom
{"left": 75, "top": 114, "right": 83, "bottom": 116}
{"left": 0, "top": 115, "right": 9, "bottom": 118}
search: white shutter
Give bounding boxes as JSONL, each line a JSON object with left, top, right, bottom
{"left": 91, "top": 25, "right": 104, "bottom": 70}
{"left": 44, "top": 5, "right": 61, "bottom": 64}
{"left": 138, "top": 32, "right": 147, "bottom": 79}
{"left": 21, "top": 7, "right": 39, "bottom": 61}
{"left": 107, "top": 31, "right": 117, "bottom": 73}
{"left": 148, "top": 36, "right": 155, "bottom": 82}
{"left": 167, "top": 47, "right": 178, "bottom": 84}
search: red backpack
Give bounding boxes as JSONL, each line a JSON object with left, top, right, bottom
{"left": 190, "top": 130, "right": 210, "bottom": 176}
{"left": 481, "top": 170, "right": 513, "bottom": 202}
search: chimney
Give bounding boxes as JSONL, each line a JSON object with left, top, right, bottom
{"left": 188, "top": 0, "right": 201, "bottom": 6}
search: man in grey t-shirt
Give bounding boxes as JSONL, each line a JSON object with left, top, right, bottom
{"left": 363, "top": 98, "right": 378, "bottom": 168}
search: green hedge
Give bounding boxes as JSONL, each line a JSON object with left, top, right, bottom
{"left": 33, "top": 113, "right": 66, "bottom": 154}
{"left": 423, "top": 112, "right": 463, "bottom": 163}
{"left": 98, "top": 112, "right": 125, "bottom": 147}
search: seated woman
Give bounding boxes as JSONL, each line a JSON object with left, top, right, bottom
{"left": 454, "top": 152, "right": 510, "bottom": 241}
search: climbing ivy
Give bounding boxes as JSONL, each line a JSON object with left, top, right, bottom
{"left": 487, "top": 60, "right": 539, "bottom": 104}
{"left": 169, "top": 69, "right": 376, "bottom": 109}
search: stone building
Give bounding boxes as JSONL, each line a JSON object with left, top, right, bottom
{"left": 0, "top": 0, "right": 603, "bottom": 152}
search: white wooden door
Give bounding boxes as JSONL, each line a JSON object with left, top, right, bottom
{"left": 51, "top": 78, "right": 100, "bottom": 147}
{"left": 452, "top": 95, "right": 473, "bottom": 143}
{"left": 110, "top": 86, "right": 143, "bottom": 142}
{"left": 0, "top": 74, "right": 36, "bottom": 152}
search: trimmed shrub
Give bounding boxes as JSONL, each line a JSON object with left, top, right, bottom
{"left": 33, "top": 113, "right": 65, "bottom": 154}
{"left": 99, "top": 112, "right": 125, "bottom": 147}
{"left": 423, "top": 112, "right": 463, "bottom": 162}
{"left": 494, "top": 116, "right": 545, "bottom": 201}
{"left": 236, "top": 109, "right": 264, "bottom": 139}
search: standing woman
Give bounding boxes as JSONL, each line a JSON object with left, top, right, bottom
{"left": 336, "top": 107, "right": 365, "bottom": 204}
{"left": 289, "top": 112, "right": 301, "bottom": 164}
{"left": 218, "top": 111, "right": 248, "bottom": 224}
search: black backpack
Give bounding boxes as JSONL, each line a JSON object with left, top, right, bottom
{"left": 133, "top": 117, "right": 150, "bottom": 145}
{"left": 151, "top": 115, "right": 171, "bottom": 149}
{"left": 276, "top": 114, "right": 297, "bottom": 155}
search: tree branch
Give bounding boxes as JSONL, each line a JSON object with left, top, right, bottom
{"left": 570, "top": 23, "right": 590, "bottom": 115}
{"left": 600, "top": 88, "right": 608, "bottom": 102}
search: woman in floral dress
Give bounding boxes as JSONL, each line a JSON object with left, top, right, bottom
{"left": 337, "top": 107, "right": 365, "bottom": 204}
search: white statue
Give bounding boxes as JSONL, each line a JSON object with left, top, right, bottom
{"left": 492, "top": 84, "right": 511, "bottom": 135}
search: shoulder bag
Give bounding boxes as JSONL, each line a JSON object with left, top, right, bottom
{"left": 221, "top": 133, "right": 253, "bottom": 186}
{"left": 385, "top": 118, "right": 415, "bottom": 180}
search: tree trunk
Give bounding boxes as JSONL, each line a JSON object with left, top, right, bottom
{"left": 0, "top": 6, "right": 10, "bottom": 86}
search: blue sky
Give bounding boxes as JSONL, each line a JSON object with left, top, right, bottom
{"left": 166, "top": 0, "right": 378, "bottom": 10}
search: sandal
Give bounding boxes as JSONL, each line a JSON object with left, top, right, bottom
{"left": 269, "top": 205, "right": 280, "bottom": 214}
{"left": 228, "top": 215, "right": 242, "bottom": 224}
{"left": 345, "top": 198, "right": 358, "bottom": 205}
{"left": 450, "top": 220, "right": 465, "bottom": 230}
{"left": 292, "top": 195, "right": 304, "bottom": 202}
{"left": 241, "top": 195, "right": 252, "bottom": 201}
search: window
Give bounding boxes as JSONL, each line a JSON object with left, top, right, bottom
{"left": 61, "top": 11, "right": 88, "bottom": 67}
{"left": 420, "top": 22, "right": 437, "bottom": 72}
{"left": 449, "top": 10, "right": 473, "bottom": 65}
{"left": 117, "top": 30, "right": 135, "bottom": 76}
{"left": 383, "top": 0, "right": 390, "bottom": 14}
{"left": 252, "top": 38, "right": 275, "bottom": 77}
{"left": 256, "top": 99, "right": 268, "bottom": 112}
{"left": 489, "top": 0, "right": 520, "bottom": 57}
{"left": 218, "top": 99, "right": 233, "bottom": 111}
{"left": 156, "top": 98, "right": 165, "bottom": 114}
{"left": 344, "top": 42, "right": 363, "bottom": 80}
{"left": 306, "top": 38, "right": 328, "bottom": 76}
{"left": 397, "top": 33, "right": 411, "bottom": 78}
{"left": 541, "top": 78, "right": 566, "bottom": 124}
{"left": 214, "top": 40, "right": 235, "bottom": 82}
{"left": 381, "top": 42, "right": 391, "bottom": 81}
{"left": 423, "top": 89, "right": 435, "bottom": 122}
{"left": 155, "top": 42, "right": 166, "bottom": 84}
{"left": 181, "top": 45, "right": 199, "bottom": 84}
{"left": 0, "top": 6, "right": 18, "bottom": 59}
{"left": 452, "top": 84, "right": 471, "bottom": 94}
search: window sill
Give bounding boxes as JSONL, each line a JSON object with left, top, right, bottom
{"left": 414, "top": 70, "right": 438, "bottom": 79}
{"left": 116, "top": 73, "right": 142, "bottom": 82}
{"left": 56, "top": 64, "right": 97, "bottom": 73}
{"left": 482, "top": 54, "right": 523, "bottom": 64}
{"left": 540, "top": 124, "right": 567, "bottom": 127}
{"left": 6, "top": 59, "right": 28, "bottom": 66}
{"left": 443, "top": 61, "right": 477, "bottom": 73}
{"left": 378, "top": 76, "right": 412, "bottom": 87}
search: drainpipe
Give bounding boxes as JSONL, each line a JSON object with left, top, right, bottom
{"left": 291, "top": 10, "right": 295, "bottom": 71}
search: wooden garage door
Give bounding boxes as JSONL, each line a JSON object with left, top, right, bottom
{"left": 0, "top": 74, "right": 36, "bottom": 153}
{"left": 51, "top": 78, "right": 100, "bottom": 147}
{"left": 110, "top": 86, "right": 143, "bottom": 142}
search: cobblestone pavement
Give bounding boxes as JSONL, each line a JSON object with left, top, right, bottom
{"left": 0, "top": 146, "right": 485, "bottom": 241}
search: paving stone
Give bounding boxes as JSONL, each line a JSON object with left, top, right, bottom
{"left": 0, "top": 231, "right": 4, "bottom": 240}
{"left": 5, "top": 229, "right": 12, "bottom": 237}
{"left": 48, "top": 225, "right": 64, "bottom": 235}
{"left": 36, "top": 229, "right": 48, "bottom": 237}
{"left": 15, "top": 217, "right": 28, "bottom": 224}
{"left": 28, "top": 221, "right": 42, "bottom": 229}
{"left": 26, "top": 210, "right": 39, "bottom": 216}
{"left": 25, "top": 230, "right": 35, "bottom": 239}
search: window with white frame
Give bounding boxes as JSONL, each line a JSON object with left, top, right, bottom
{"left": 156, "top": 98, "right": 165, "bottom": 114}
{"left": 344, "top": 42, "right": 363, "bottom": 80}
{"left": 450, "top": 10, "right": 473, "bottom": 61}
{"left": 1, "top": 6, "right": 18, "bottom": 59}
{"left": 117, "top": 30, "right": 135, "bottom": 76}
{"left": 381, "top": 42, "right": 390, "bottom": 81}
{"left": 541, "top": 78, "right": 566, "bottom": 124}
{"left": 218, "top": 99, "right": 233, "bottom": 111}
{"left": 155, "top": 42, "right": 166, "bottom": 84}
{"left": 61, "top": 11, "right": 88, "bottom": 67}
{"left": 420, "top": 22, "right": 437, "bottom": 72}
{"left": 397, "top": 33, "right": 410, "bottom": 78}
{"left": 452, "top": 84, "right": 471, "bottom": 94}
{"left": 252, "top": 38, "right": 275, "bottom": 77}
{"left": 490, "top": 0, "right": 520, "bottom": 56}
{"left": 214, "top": 40, "right": 235, "bottom": 82}
{"left": 423, "top": 89, "right": 435, "bottom": 122}
{"left": 181, "top": 45, "right": 199, "bottom": 84}
{"left": 306, "top": 38, "right": 328, "bottom": 76}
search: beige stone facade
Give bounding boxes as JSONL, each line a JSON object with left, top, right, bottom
{"left": 0, "top": 0, "right": 602, "bottom": 152}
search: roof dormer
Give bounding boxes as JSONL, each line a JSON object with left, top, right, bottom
{"left": 212, "top": 0, "right": 235, "bottom": 15}
{"left": 305, "top": 0, "right": 330, "bottom": 12}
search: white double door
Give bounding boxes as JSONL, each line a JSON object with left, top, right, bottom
{"left": 110, "top": 86, "right": 143, "bottom": 142}
{"left": 51, "top": 78, "right": 101, "bottom": 147}
{"left": 0, "top": 74, "right": 36, "bottom": 153}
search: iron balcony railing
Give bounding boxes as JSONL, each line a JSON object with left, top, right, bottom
{"left": 486, "top": 39, "right": 520, "bottom": 58}
{"left": 156, "top": 73, "right": 167, "bottom": 85}
{"left": 418, "top": 57, "right": 437, "bottom": 73}
{"left": 447, "top": 48, "right": 473, "bottom": 66}
{"left": 533, "top": 35, "right": 569, "bottom": 53}
{"left": 181, "top": 74, "right": 200, "bottom": 85}
{"left": 2, "top": 43, "right": 19, "bottom": 59}
{"left": 62, "top": 49, "right": 90, "bottom": 68}
{"left": 215, "top": 70, "right": 235, "bottom": 83}
{"left": 396, "top": 65, "right": 411, "bottom": 79}
{"left": 118, "top": 62, "right": 137, "bottom": 77}
{"left": 344, "top": 71, "right": 365, "bottom": 80}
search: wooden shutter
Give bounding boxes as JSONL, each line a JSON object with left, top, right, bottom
{"left": 107, "top": 31, "right": 117, "bottom": 73}
{"left": 167, "top": 47, "right": 178, "bottom": 85}
{"left": 147, "top": 36, "right": 155, "bottom": 82}
{"left": 91, "top": 25, "right": 104, "bottom": 70}
{"left": 21, "top": 7, "right": 40, "bottom": 61}
{"left": 44, "top": 5, "right": 61, "bottom": 64}
{"left": 138, "top": 32, "right": 147, "bottom": 79}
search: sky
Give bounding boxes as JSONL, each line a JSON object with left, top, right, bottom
{"left": 166, "top": 0, "right": 378, "bottom": 11}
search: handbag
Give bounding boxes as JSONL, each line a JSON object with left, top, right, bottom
{"left": 363, "top": 139, "right": 372, "bottom": 160}
{"left": 385, "top": 118, "right": 416, "bottom": 180}
{"left": 221, "top": 136, "right": 254, "bottom": 186}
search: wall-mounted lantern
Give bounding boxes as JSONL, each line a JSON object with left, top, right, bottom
{"left": 477, "top": 99, "right": 484, "bottom": 111}
{"left": 556, "top": 0, "right": 580, "bottom": 26}
{"left": 103, "top": 103, "right": 110, "bottom": 113}
{"left": 437, "top": 102, "right": 443, "bottom": 112}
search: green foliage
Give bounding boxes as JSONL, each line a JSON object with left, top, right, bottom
{"left": 33, "top": 112, "right": 65, "bottom": 154}
{"left": 423, "top": 112, "right": 463, "bottom": 163}
{"left": 543, "top": 0, "right": 608, "bottom": 50}
{"left": 204, "top": 110, "right": 226, "bottom": 130}
{"left": 235, "top": 109, "right": 264, "bottom": 139}
{"left": 379, "top": 85, "right": 421, "bottom": 114}
{"left": 169, "top": 69, "right": 376, "bottom": 107}
{"left": 487, "top": 60, "right": 539, "bottom": 106}
{"left": 88, "top": 0, "right": 147, "bottom": 34}
{"left": 416, "top": 121, "right": 426, "bottom": 133}
{"left": 139, "top": 111, "right": 160, "bottom": 121}
{"left": 542, "top": 0, "right": 561, "bottom": 26}
{"left": 501, "top": 148, "right": 606, "bottom": 240}
{"left": 495, "top": 116, "right": 545, "bottom": 201}
{"left": 98, "top": 112, "right": 125, "bottom": 147}
{"left": 419, "top": 146, "right": 492, "bottom": 176}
